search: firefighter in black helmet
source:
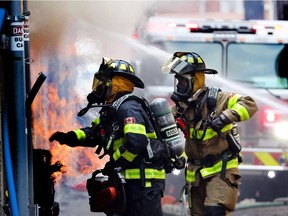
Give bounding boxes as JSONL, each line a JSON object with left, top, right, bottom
{"left": 49, "top": 58, "right": 165, "bottom": 216}
{"left": 162, "top": 52, "right": 258, "bottom": 216}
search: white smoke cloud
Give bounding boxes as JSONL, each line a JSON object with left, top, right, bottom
{"left": 29, "top": 1, "right": 157, "bottom": 98}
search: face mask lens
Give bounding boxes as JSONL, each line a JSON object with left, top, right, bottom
{"left": 175, "top": 76, "right": 189, "bottom": 94}
{"left": 92, "top": 79, "right": 103, "bottom": 91}
{"left": 92, "top": 71, "right": 109, "bottom": 91}
{"left": 88, "top": 81, "right": 108, "bottom": 104}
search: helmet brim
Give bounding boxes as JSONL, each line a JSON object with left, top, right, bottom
{"left": 197, "top": 68, "right": 218, "bottom": 75}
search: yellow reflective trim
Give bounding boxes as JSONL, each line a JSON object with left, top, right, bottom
{"left": 73, "top": 129, "right": 86, "bottom": 141}
{"left": 119, "top": 63, "right": 127, "bottom": 70}
{"left": 124, "top": 123, "right": 146, "bottom": 135}
{"left": 112, "top": 148, "right": 137, "bottom": 162}
{"left": 147, "top": 131, "right": 157, "bottom": 139}
{"left": 231, "top": 104, "right": 250, "bottom": 121}
{"left": 187, "top": 56, "right": 194, "bottom": 63}
{"left": 227, "top": 94, "right": 250, "bottom": 121}
{"left": 106, "top": 80, "right": 111, "bottom": 87}
{"left": 200, "top": 158, "right": 239, "bottom": 178}
{"left": 122, "top": 150, "right": 137, "bottom": 162}
{"left": 113, "top": 137, "right": 125, "bottom": 151}
{"left": 197, "top": 57, "right": 203, "bottom": 63}
{"left": 122, "top": 168, "right": 165, "bottom": 179}
{"left": 189, "top": 124, "right": 233, "bottom": 140}
{"left": 186, "top": 170, "right": 196, "bottom": 183}
{"left": 145, "top": 181, "right": 152, "bottom": 188}
{"left": 91, "top": 117, "right": 100, "bottom": 126}
{"left": 113, "top": 149, "right": 121, "bottom": 161}
{"left": 129, "top": 65, "right": 135, "bottom": 73}
{"left": 227, "top": 94, "right": 239, "bottom": 109}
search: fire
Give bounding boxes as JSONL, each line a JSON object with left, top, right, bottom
{"left": 29, "top": 39, "right": 108, "bottom": 188}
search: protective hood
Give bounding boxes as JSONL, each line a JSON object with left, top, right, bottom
{"left": 106, "top": 76, "right": 134, "bottom": 104}
{"left": 192, "top": 71, "right": 205, "bottom": 93}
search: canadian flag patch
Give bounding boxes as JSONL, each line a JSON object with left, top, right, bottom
{"left": 124, "top": 117, "right": 136, "bottom": 125}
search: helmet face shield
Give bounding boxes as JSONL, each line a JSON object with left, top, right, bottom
{"left": 90, "top": 59, "right": 112, "bottom": 104}
{"left": 88, "top": 76, "right": 111, "bottom": 105}
{"left": 162, "top": 56, "right": 192, "bottom": 74}
{"left": 92, "top": 57, "right": 112, "bottom": 91}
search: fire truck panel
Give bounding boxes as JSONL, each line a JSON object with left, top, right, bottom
{"left": 134, "top": 17, "right": 288, "bottom": 171}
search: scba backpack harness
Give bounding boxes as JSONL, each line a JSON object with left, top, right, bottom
{"left": 112, "top": 94, "right": 185, "bottom": 173}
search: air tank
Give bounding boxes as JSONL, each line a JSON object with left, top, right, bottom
{"left": 150, "top": 98, "right": 183, "bottom": 157}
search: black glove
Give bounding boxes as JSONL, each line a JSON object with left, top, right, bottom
{"left": 87, "top": 91, "right": 98, "bottom": 104}
{"left": 102, "top": 161, "right": 116, "bottom": 176}
{"left": 49, "top": 131, "right": 77, "bottom": 146}
{"left": 211, "top": 113, "right": 231, "bottom": 132}
{"left": 174, "top": 156, "right": 186, "bottom": 170}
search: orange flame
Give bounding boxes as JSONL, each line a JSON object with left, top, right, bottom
{"left": 29, "top": 40, "right": 108, "bottom": 188}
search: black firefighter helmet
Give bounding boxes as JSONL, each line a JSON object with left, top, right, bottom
{"left": 92, "top": 58, "right": 144, "bottom": 90}
{"left": 161, "top": 52, "right": 218, "bottom": 75}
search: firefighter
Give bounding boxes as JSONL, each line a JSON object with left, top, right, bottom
{"left": 49, "top": 58, "right": 165, "bottom": 216}
{"left": 161, "top": 52, "right": 258, "bottom": 216}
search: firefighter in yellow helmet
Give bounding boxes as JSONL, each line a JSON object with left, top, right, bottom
{"left": 162, "top": 52, "right": 258, "bottom": 216}
{"left": 49, "top": 58, "right": 166, "bottom": 216}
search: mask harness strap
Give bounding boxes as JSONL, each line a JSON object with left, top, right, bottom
{"left": 188, "top": 90, "right": 209, "bottom": 140}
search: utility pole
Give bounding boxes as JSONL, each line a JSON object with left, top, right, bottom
{"left": 6, "top": 1, "right": 29, "bottom": 215}
{"left": 22, "top": 1, "right": 35, "bottom": 214}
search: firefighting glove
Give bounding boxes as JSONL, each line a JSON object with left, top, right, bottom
{"left": 102, "top": 160, "right": 116, "bottom": 176}
{"left": 87, "top": 91, "right": 98, "bottom": 104}
{"left": 211, "top": 113, "right": 231, "bottom": 132}
{"left": 49, "top": 131, "right": 77, "bottom": 147}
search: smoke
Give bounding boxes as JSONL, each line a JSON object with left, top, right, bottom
{"left": 29, "top": 1, "right": 154, "bottom": 54}
{"left": 28, "top": 0, "right": 158, "bottom": 110}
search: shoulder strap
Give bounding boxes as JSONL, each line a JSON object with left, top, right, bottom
{"left": 112, "top": 93, "right": 151, "bottom": 113}
{"left": 207, "top": 87, "right": 221, "bottom": 113}
{"left": 112, "top": 94, "right": 133, "bottom": 112}
{"left": 112, "top": 94, "right": 161, "bottom": 136}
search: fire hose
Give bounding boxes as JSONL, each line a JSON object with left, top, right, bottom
{"left": 3, "top": 100, "right": 20, "bottom": 216}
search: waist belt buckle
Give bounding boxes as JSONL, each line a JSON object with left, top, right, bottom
{"left": 193, "top": 160, "right": 202, "bottom": 166}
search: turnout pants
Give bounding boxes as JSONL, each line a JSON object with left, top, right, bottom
{"left": 189, "top": 170, "right": 241, "bottom": 216}
{"left": 123, "top": 179, "right": 164, "bottom": 216}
